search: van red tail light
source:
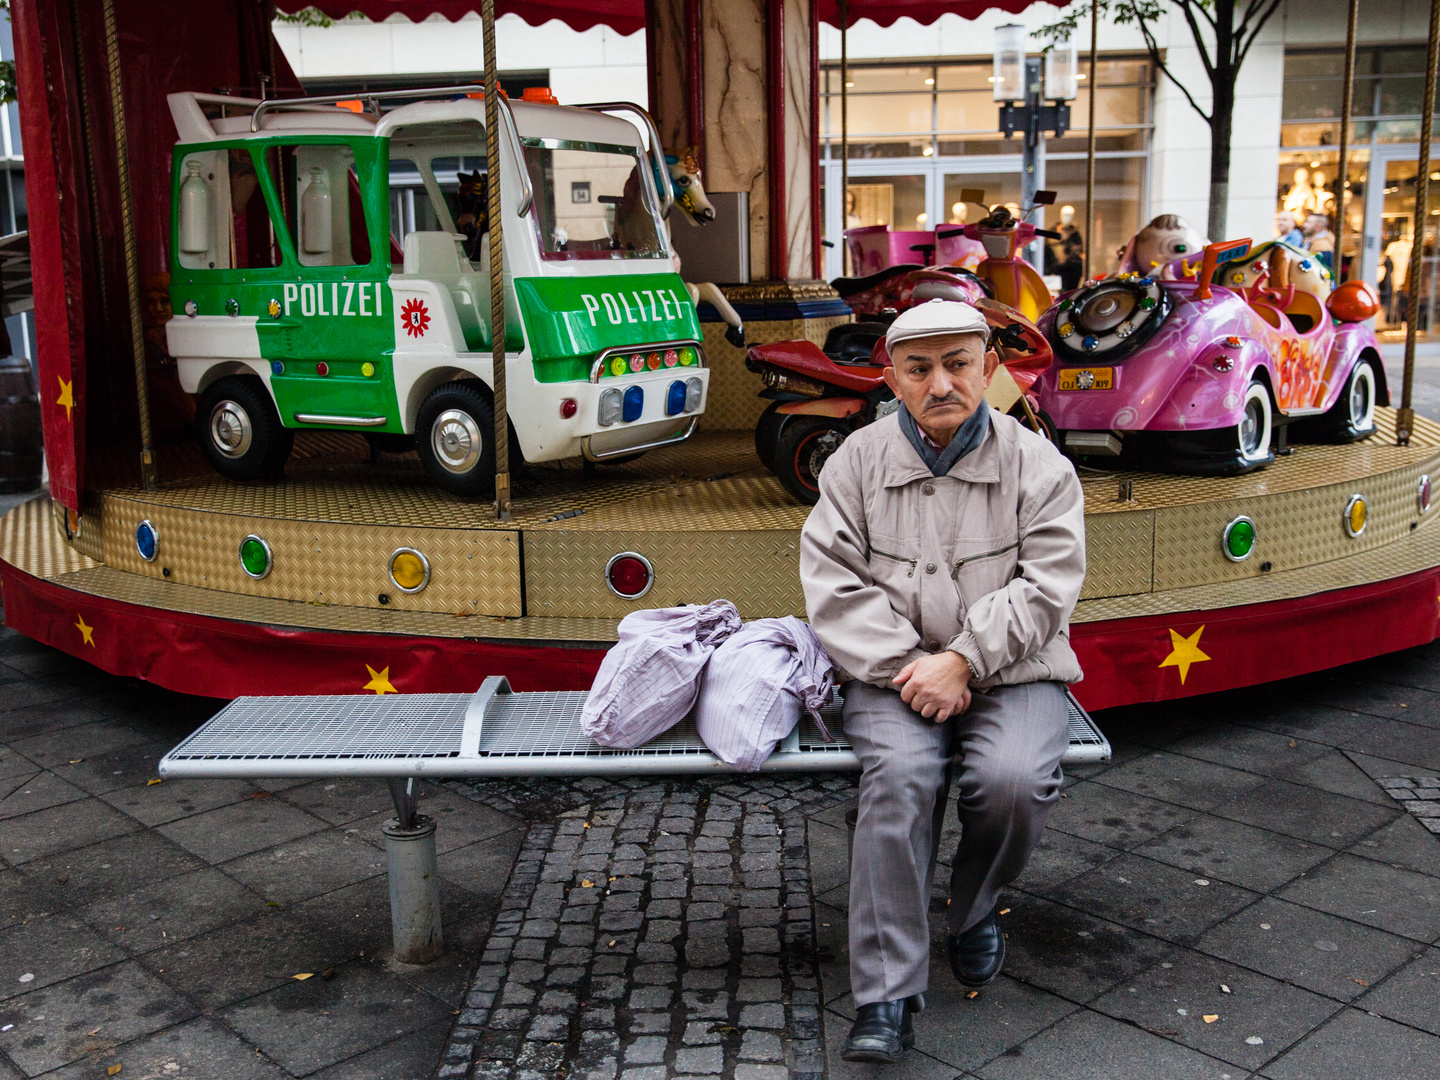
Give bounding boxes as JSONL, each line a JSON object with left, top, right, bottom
{"left": 605, "top": 552, "right": 654, "bottom": 599}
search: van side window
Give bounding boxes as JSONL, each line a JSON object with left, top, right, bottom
{"left": 272, "top": 143, "right": 374, "bottom": 267}
{"left": 175, "top": 148, "right": 284, "bottom": 271}
{"left": 229, "top": 149, "right": 282, "bottom": 269}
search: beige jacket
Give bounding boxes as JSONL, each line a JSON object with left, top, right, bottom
{"left": 800, "top": 408, "right": 1086, "bottom": 690}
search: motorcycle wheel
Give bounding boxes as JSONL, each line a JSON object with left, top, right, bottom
{"left": 774, "top": 417, "right": 850, "bottom": 505}
{"left": 1007, "top": 400, "right": 1060, "bottom": 446}
{"left": 754, "top": 401, "right": 789, "bottom": 472}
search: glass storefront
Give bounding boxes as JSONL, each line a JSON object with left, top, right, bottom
{"left": 1280, "top": 46, "right": 1440, "bottom": 342}
{"left": 819, "top": 56, "right": 1153, "bottom": 280}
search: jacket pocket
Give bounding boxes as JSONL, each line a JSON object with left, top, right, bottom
{"left": 866, "top": 535, "right": 920, "bottom": 623}
{"left": 950, "top": 538, "right": 1019, "bottom": 607}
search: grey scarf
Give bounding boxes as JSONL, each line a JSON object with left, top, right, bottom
{"left": 897, "top": 401, "right": 990, "bottom": 478}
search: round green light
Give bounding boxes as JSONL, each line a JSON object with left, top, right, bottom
{"left": 609, "top": 355, "right": 627, "bottom": 377}
{"left": 239, "top": 535, "right": 272, "bottom": 579}
{"left": 1058, "top": 298, "right": 1072, "bottom": 312}
{"left": 1222, "top": 516, "right": 1256, "bottom": 562}
{"left": 679, "top": 347, "right": 696, "bottom": 366}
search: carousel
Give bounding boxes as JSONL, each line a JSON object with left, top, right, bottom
{"left": 1, "top": 0, "right": 1437, "bottom": 717}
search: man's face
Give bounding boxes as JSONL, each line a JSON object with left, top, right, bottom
{"left": 882, "top": 331, "right": 998, "bottom": 444}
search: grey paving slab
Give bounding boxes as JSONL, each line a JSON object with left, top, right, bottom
{"left": 46, "top": 739, "right": 171, "bottom": 797}
{"left": 1089, "top": 751, "right": 1267, "bottom": 812}
{"left": 145, "top": 909, "right": 357, "bottom": 1011}
{"left": 1359, "top": 945, "right": 1440, "bottom": 1036}
{"left": 0, "top": 795, "right": 141, "bottom": 863}
{"left": 436, "top": 828, "right": 527, "bottom": 895}
{"left": 156, "top": 795, "right": 330, "bottom": 864}
{"left": 0, "top": 868, "right": 67, "bottom": 928}
{"left": 1236, "top": 701, "right": 1377, "bottom": 747}
{"left": 1332, "top": 716, "right": 1440, "bottom": 772}
{"left": 1043, "top": 781, "right": 1197, "bottom": 851}
{"left": 1349, "top": 813, "right": 1440, "bottom": 878}
{"left": 99, "top": 775, "right": 261, "bottom": 828}
{"left": 408, "top": 789, "right": 519, "bottom": 853}
{"left": 18, "top": 830, "right": 206, "bottom": 909}
{"left": 1038, "top": 852, "right": 1261, "bottom": 947}
{"left": 217, "top": 960, "right": 453, "bottom": 1076}
{"left": 0, "top": 913, "right": 127, "bottom": 1000}
{"left": 292, "top": 873, "right": 492, "bottom": 959}
{"left": 79, "top": 866, "right": 269, "bottom": 954}
{"left": 0, "top": 748, "right": 36, "bottom": 787}
{"left": 310, "top": 1017, "right": 453, "bottom": 1080}
{"left": 1195, "top": 896, "right": 1421, "bottom": 1002}
{"left": 0, "top": 961, "right": 197, "bottom": 1075}
{"left": 0, "top": 701, "right": 106, "bottom": 746}
{"left": 806, "top": 819, "right": 851, "bottom": 900}
{"left": 1209, "top": 777, "right": 1398, "bottom": 847}
{"left": 1284, "top": 748, "right": 1401, "bottom": 806}
{"left": 42, "top": 1016, "right": 288, "bottom": 1080}
{"left": 1166, "top": 723, "right": 1334, "bottom": 778}
{"left": 1090, "top": 949, "right": 1341, "bottom": 1071}
{"left": 9, "top": 721, "right": 152, "bottom": 771}
{"left": 975, "top": 1005, "right": 1233, "bottom": 1080}
{"left": 388, "top": 912, "right": 500, "bottom": 1009}
{"left": 993, "top": 894, "right": 1174, "bottom": 1004}
{"left": 0, "top": 770, "right": 87, "bottom": 822}
{"left": 221, "top": 828, "right": 388, "bottom": 906}
{"left": 1356, "top": 640, "right": 1440, "bottom": 693}
{"left": 1133, "top": 816, "right": 1334, "bottom": 893}
{"left": 277, "top": 778, "right": 403, "bottom": 828}
{"left": 1011, "top": 828, "right": 1122, "bottom": 892}
{"left": 0, "top": 679, "right": 88, "bottom": 719}
{"left": 1277, "top": 851, "right": 1440, "bottom": 942}
{"left": 1259, "top": 1007, "right": 1440, "bottom": 1080}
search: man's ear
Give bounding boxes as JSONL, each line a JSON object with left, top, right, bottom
{"left": 882, "top": 365, "right": 902, "bottom": 398}
{"left": 982, "top": 348, "right": 1001, "bottom": 384}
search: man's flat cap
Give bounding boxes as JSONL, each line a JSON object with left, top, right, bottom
{"left": 884, "top": 298, "right": 989, "bottom": 354}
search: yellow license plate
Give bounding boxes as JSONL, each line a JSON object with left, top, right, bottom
{"left": 1059, "top": 367, "right": 1113, "bottom": 391}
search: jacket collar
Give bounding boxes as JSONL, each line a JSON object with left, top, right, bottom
{"left": 880, "top": 408, "right": 1002, "bottom": 488}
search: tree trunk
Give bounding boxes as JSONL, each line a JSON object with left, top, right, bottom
{"left": 1208, "top": 0, "right": 1237, "bottom": 239}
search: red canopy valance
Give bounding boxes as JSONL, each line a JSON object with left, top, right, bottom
{"left": 281, "top": 0, "right": 1039, "bottom": 36}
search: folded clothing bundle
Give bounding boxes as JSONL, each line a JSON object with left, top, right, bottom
{"left": 580, "top": 599, "right": 742, "bottom": 749}
{"left": 695, "top": 616, "right": 836, "bottom": 772}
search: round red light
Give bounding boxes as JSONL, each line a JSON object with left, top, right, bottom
{"left": 629, "top": 354, "right": 645, "bottom": 373}
{"left": 647, "top": 353, "right": 662, "bottom": 370}
{"left": 560, "top": 398, "right": 578, "bottom": 419}
{"left": 606, "top": 554, "right": 652, "bottom": 598}
{"left": 316, "top": 362, "right": 329, "bottom": 376}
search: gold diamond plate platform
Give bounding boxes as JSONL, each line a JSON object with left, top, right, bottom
{"left": 3, "top": 411, "right": 1439, "bottom": 636}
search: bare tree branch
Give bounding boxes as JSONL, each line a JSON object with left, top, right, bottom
{"left": 1133, "top": 7, "right": 1214, "bottom": 122}
{"left": 1174, "top": 0, "right": 1218, "bottom": 82}
{"left": 1237, "top": 0, "right": 1284, "bottom": 67}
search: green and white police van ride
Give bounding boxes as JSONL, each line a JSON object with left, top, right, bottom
{"left": 165, "top": 88, "right": 708, "bottom": 494}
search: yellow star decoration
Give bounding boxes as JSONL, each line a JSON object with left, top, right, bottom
{"left": 363, "top": 664, "right": 397, "bottom": 695}
{"left": 56, "top": 376, "right": 74, "bottom": 422}
{"left": 1159, "top": 625, "right": 1210, "bottom": 685}
{"left": 74, "top": 615, "right": 95, "bottom": 648}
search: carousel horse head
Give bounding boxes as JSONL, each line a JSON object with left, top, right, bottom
{"left": 665, "top": 146, "right": 716, "bottom": 226}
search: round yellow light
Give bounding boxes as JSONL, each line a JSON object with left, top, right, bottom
{"left": 361, "top": 362, "right": 375, "bottom": 377}
{"left": 1346, "top": 495, "right": 1367, "bottom": 538}
{"left": 389, "top": 549, "right": 429, "bottom": 592}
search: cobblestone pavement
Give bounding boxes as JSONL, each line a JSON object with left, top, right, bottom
{"left": 4, "top": 562, "right": 1440, "bottom": 1079}
{"left": 1376, "top": 776, "right": 1440, "bottom": 832}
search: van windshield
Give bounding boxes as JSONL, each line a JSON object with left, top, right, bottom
{"left": 522, "top": 137, "right": 666, "bottom": 260}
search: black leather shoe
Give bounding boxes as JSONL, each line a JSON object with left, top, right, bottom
{"left": 841, "top": 996, "right": 922, "bottom": 1064}
{"left": 947, "top": 904, "right": 1005, "bottom": 987}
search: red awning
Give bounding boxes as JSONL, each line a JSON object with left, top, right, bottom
{"left": 282, "top": 0, "right": 1039, "bottom": 36}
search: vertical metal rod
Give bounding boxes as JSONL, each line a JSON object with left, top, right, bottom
{"left": 483, "top": 0, "right": 511, "bottom": 517}
{"left": 1083, "top": 1, "right": 1098, "bottom": 281}
{"left": 1401, "top": 0, "right": 1440, "bottom": 447}
{"left": 839, "top": 0, "right": 848, "bottom": 273}
{"left": 1334, "top": 0, "right": 1358, "bottom": 283}
{"left": 100, "top": 0, "right": 158, "bottom": 490}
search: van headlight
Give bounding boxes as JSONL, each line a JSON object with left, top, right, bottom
{"left": 1054, "top": 275, "right": 1170, "bottom": 362}
{"left": 684, "top": 377, "right": 703, "bottom": 412}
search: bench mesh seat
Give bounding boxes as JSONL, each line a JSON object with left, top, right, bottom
{"left": 160, "top": 678, "right": 1109, "bottom": 778}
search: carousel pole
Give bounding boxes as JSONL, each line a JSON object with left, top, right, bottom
{"left": 1082, "top": 0, "right": 1098, "bottom": 281}
{"left": 1400, "top": 0, "right": 1440, "bottom": 447}
{"left": 839, "top": 0, "right": 848, "bottom": 271}
{"left": 1333, "top": 0, "right": 1357, "bottom": 283}
{"left": 483, "top": 0, "right": 511, "bottom": 519}
{"left": 101, "top": 0, "right": 158, "bottom": 490}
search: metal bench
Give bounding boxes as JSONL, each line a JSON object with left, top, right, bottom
{"left": 159, "top": 677, "right": 1110, "bottom": 961}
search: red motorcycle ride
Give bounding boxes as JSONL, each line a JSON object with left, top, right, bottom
{"left": 746, "top": 200, "right": 1060, "bottom": 505}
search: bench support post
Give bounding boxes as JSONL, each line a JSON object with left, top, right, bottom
{"left": 383, "top": 779, "right": 443, "bottom": 964}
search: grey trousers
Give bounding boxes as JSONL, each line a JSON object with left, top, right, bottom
{"left": 842, "top": 679, "right": 1070, "bottom": 1006}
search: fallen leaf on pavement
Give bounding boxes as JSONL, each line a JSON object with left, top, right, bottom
{"left": 1351, "top": 978, "right": 1369, "bottom": 987}
{"left": 245, "top": 791, "right": 271, "bottom": 799}
{"left": 1203, "top": 1015, "right": 1218, "bottom": 1024}
{"left": 146, "top": 779, "right": 162, "bottom": 786}
{"left": 292, "top": 973, "right": 313, "bottom": 981}
{"left": 581, "top": 880, "right": 594, "bottom": 888}
{"left": 68, "top": 759, "right": 83, "bottom": 764}
{"left": 999, "top": 908, "right": 1010, "bottom": 916}
{"left": 966, "top": 991, "right": 978, "bottom": 999}
{"left": 321, "top": 968, "right": 336, "bottom": 980}
{"left": 107, "top": 1067, "right": 122, "bottom": 1076}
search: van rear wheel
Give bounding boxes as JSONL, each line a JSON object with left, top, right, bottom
{"left": 417, "top": 382, "right": 496, "bottom": 496}
{"left": 196, "top": 375, "right": 293, "bottom": 481}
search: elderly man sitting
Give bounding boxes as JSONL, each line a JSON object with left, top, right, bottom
{"left": 800, "top": 300, "right": 1086, "bottom": 1064}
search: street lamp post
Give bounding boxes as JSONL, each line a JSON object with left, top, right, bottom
{"left": 995, "top": 26, "right": 1077, "bottom": 267}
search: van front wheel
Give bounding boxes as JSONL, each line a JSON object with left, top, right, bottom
{"left": 196, "top": 375, "right": 293, "bottom": 481}
{"left": 417, "top": 382, "right": 496, "bottom": 496}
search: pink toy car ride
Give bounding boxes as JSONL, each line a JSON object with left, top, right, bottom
{"left": 1033, "top": 238, "right": 1386, "bottom": 475}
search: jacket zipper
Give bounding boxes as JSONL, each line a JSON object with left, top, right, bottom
{"left": 869, "top": 546, "right": 917, "bottom": 577}
{"left": 951, "top": 541, "right": 1019, "bottom": 580}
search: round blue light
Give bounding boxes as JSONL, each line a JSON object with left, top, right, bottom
{"left": 1081, "top": 335, "right": 1099, "bottom": 351}
{"left": 1299, "top": 260, "right": 1313, "bottom": 271}
{"left": 271, "top": 360, "right": 285, "bottom": 375}
{"left": 135, "top": 519, "right": 158, "bottom": 562}
{"left": 1137, "top": 277, "right": 1155, "bottom": 286}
